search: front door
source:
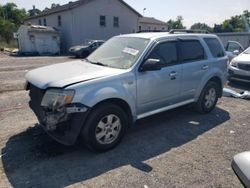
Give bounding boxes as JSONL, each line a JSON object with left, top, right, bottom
{"left": 136, "top": 40, "right": 182, "bottom": 115}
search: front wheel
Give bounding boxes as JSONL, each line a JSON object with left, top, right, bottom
{"left": 81, "top": 103, "right": 128, "bottom": 152}
{"left": 195, "top": 81, "right": 220, "bottom": 113}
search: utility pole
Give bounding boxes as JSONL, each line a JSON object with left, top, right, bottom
{"left": 143, "top": 8, "right": 146, "bottom": 17}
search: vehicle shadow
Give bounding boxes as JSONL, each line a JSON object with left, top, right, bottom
{"left": 1, "top": 106, "right": 230, "bottom": 188}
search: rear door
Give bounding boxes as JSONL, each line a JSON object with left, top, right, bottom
{"left": 179, "top": 38, "right": 209, "bottom": 101}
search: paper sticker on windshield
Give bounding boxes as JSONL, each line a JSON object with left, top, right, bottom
{"left": 122, "top": 47, "right": 139, "bottom": 56}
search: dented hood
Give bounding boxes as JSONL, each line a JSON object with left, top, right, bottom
{"left": 25, "top": 60, "right": 125, "bottom": 89}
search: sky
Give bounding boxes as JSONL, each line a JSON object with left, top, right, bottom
{"left": 1, "top": 0, "right": 249, "bottom": 27}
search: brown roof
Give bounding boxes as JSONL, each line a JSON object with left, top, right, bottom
{"left": 139, "top": 17, "right": 166, "bottom": 25}
{"left": 26, "top": 0, "right": 142, "bottom": 20}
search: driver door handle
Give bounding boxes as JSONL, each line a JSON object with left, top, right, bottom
{"left": 169, "top": 71, "right": 177, "bottom": 79}
{"left": 202, "top": 65, "right": 209, "bottom": 70}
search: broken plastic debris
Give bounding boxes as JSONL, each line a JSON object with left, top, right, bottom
{"left": 230, "top": 130, "right": 235, "bottom": 134}
{"left": 223, "top": 88, "right": 250, "bottom": 100}
{"left": 144, "top": 185, "right": 149, "bottom": 188}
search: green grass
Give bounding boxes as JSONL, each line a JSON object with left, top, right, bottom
{"left": 0, "top": 40, "right": 18, "bottom": 50}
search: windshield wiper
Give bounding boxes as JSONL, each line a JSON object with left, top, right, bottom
{"left": 90, "top": 61, "right": 108, "bottom": 67}
{"left": 83, "top": 58, "right": 108, "bottom": 67}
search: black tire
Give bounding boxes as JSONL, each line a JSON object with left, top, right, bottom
{"left": 81, "top": 103, "right": 128, "bottom": 152}
{"left": 195, "top": 81, "right": 220, "bottom": 114}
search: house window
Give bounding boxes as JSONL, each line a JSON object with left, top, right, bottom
{"left": 100, "top": 15, "right": 106, "bottom": 27}
{"left": 38, "top": 19, "right": 42, "bottom": 25}
{"left": 113, "top": 17, "right": 119, "bottom": 27}
{"left": 58, "top": 15, "right": 62, "bottom": 26}
{"left": 43, "top": 18, "right": 47, "bottom": 26}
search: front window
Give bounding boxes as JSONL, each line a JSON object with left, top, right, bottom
{"left": 147, "top": 41, "right": 178, "bottom": 67}
{"left": 87, "top": 37, "right": 150, "bottom": 69}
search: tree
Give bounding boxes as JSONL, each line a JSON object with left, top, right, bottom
{"left": 28, "top": 7, "right": 41, "bottom": 16}
{"left": 190, "top": 23, "right": 212, "bottom": 32}
{"left": 0, "top": 19, "right": 16, "bottom": 43}
{"left": 213, "top": 10, "right": 250, "bottom": 33}
{"left": 0, "top": 3, "right": 28, "bottom": 43}
{"left": 51, "top": 3, "right": 60, "bottom": 9}
{"left": 166, "top": 16, "right": 186, "bottom": 31}
{"left": 1, "top": 3, "right": 27, "bottom": 25}
{"left": 243, "top": 10, "right": 250, "bottom": 31}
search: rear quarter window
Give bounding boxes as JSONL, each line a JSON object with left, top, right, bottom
{"left": 180, "top": 40, "right": 205, "bottom": 63}
{"left": 204, "top": 38, "right": 225, "bottom": 58}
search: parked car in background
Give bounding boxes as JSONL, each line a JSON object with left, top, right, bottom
{"left": 232, "top": 151, "right": 250, "bottom": 187}
{"left": 228, "top": 46, "right": 250, "bottom": 83}
{"left": 25, "top": 32, "right": 227, "bottom": 151}
{"left": 69, "top": 40, "right": 105, "bottom": 58}
{"left": 225, "top": 41, "right": 245, "bottom": 62}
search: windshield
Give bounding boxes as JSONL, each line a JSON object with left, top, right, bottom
{"left": 243, "top": 47, "right": 250, "bottom": 54}
{"left": 87, "top": 37, "right": 150, "bottom": 69}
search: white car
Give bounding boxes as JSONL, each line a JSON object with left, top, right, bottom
{"left": 228, "top": 47, "right": 250, "bottom": 83}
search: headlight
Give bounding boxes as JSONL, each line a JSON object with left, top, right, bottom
{"left": 230, "top": 60, "right": 238, "bottom": 67}
{"left": 41, "top": 89, "right": 75, "bottom": 110}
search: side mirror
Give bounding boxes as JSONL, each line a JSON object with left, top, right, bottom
{"left": 139, "top": 59, "right": 162, "bottom": 72}
{"left": 233, "top": 50, "right": 240, "bottom": 55}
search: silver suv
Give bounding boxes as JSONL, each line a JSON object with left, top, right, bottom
{"left": 26, "top": 32, "right": 228, "bottom": 151}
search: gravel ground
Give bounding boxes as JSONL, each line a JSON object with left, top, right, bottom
{"left": 0, "top": 56, "right": 250, "bottom": 188}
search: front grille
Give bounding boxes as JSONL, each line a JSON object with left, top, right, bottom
{"left": 29, "top": 83, "right": 46, "bottom": 123}
{"left": 238, "top": 63, "right": 250, "bottom": 71}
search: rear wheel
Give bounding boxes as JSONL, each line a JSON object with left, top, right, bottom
{"left": 195, "top": 81, "right": 220, "bottom": 113}
{"left": 81, "top": 103, "right": 128, "bottom": 152}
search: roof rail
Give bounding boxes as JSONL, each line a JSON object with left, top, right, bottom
{"left": 136, "top": 30, "right": 165, "bottom": 33}
{"left": 169, "top": 29, "right": 210, "bottom": 34}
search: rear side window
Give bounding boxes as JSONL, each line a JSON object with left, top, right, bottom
{"left": 180, "top": 40, "right": 205, "bottom": 63}
{"left": 148, "top": 41, "right": 178, "bottom": 66}
{"left": 204, "top": 38, "right": 225, "bottom": 57}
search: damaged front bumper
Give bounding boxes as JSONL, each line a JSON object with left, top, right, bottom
{"left": 28, "top": 84, "right": 90, "bottom": 145}
{"left": 43, "top": 104, "right": 88, "bottom": 131}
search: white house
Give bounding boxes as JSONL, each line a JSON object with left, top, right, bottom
{"left": 25, "top": 0, "right": 142, "bottom": 53}
{"left": 138, "top": 17, "right": 167, "bottom": 32}
{"left": 17, "top": 24, "right": 60, "bottom": 55}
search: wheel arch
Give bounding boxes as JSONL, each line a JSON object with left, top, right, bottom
{"left": 89, "top": 98, "right": 134, "bottom": 126}
{"left": 207, "top": 76, "right": 223, "bottom": 97}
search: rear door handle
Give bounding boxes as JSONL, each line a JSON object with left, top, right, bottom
{"left": 202, "top": 65, "right": 209, "bottom": 70}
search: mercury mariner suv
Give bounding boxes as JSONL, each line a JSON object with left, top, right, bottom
{"left": 25, "top": 32, "right": 228, "bottom": 151}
